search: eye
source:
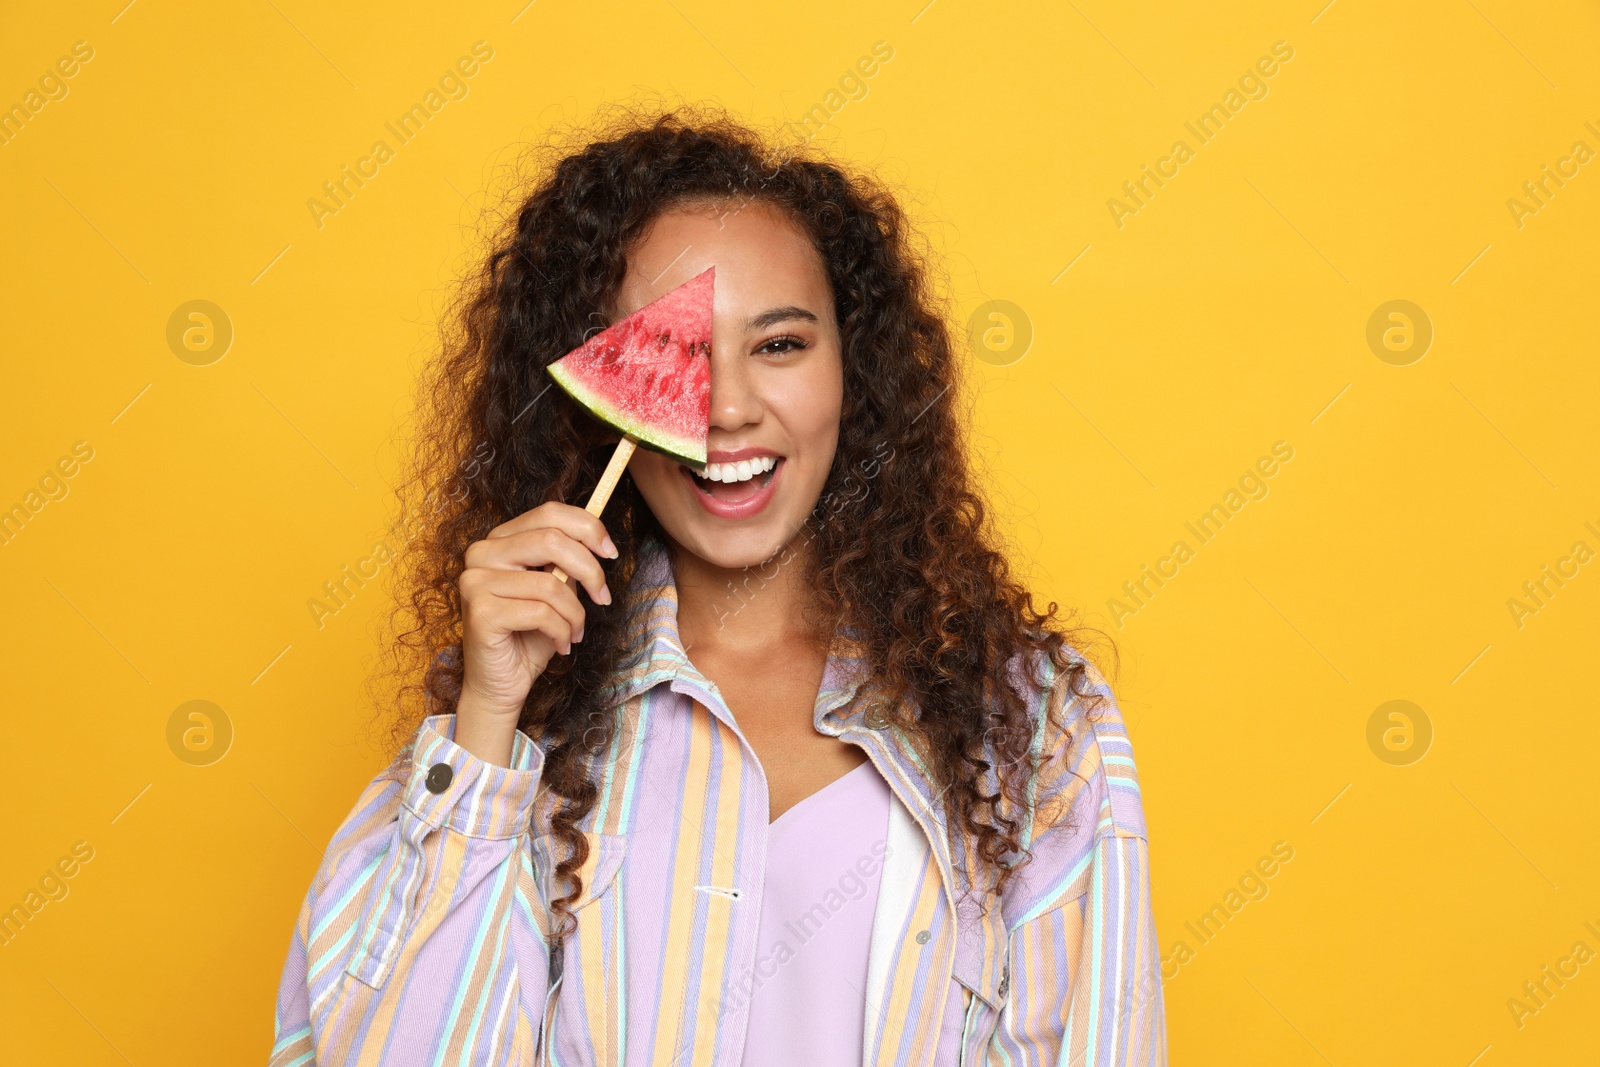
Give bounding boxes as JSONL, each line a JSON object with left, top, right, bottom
{"left": 756, "top": 334, "right": 808, "bottom": 357}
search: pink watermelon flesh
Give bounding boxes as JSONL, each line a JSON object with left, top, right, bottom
{"left": 546, "top": 266, "right": 713, "bottom": 467}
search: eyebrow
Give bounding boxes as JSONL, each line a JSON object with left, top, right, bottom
{"left": 743, "top": 306, "right": 818, "bottom": 331}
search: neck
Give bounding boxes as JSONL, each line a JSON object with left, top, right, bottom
{"left": 667, "top": 533, "right": 827, "bottom": 658}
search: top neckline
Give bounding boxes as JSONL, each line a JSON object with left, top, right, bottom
{"left": 769, "top": 759, "right": 879, "bottom": 830}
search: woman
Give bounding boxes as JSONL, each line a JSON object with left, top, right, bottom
{"left": 270, "top": 106, "right": 1166, "bottom": 1066}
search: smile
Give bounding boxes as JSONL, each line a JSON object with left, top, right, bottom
{"left": 679, "top": 456, "right": 785, "bottom": 519}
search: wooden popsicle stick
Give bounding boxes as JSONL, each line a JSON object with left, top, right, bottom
{"left": 549, "top": 435, "right": 638, "bottom": 584}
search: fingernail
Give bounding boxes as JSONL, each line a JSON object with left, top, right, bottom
{"left": 561, "top": 639, "right": 572, "bottom": 655}
{"left": 600, "top": 535, "right": 618, "bottom": 558}
{"left": 598, "top": 584, "right": 613, "bottom": 605}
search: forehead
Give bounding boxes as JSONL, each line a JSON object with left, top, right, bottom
{"left": 613, "top": 200, "right": 834, "bottom": 325}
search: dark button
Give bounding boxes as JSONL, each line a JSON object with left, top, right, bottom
{"left": 915, "top": 929, "right": 931, "bottom": 945}
{"left": 425, "top": 762, "right": 454, "bottom": 794}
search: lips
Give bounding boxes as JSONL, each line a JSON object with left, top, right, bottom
{"left": 679, "top": 456, "right": 784, "bottom": 519}
{"left": 705, "top": 447, "right": 781, "bottom": 464}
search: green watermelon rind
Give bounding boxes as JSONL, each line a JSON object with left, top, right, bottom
{"left": 548, "top": 359, "right": 706, "bottom": 467}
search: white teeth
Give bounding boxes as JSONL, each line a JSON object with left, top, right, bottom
{"left": 693, "top": 455, "right": 778, "bottom": 483}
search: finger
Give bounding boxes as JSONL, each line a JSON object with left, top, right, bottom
{"left": 472, "top": 595, "right": 575, "bottom": 654}
{"left": 472, "top": 568, "right": 589, "bottom": 642}
{"left": 485, "top": 501, "right": 617, "bottom": 562}
{"left": 465, "top": 528, "right": 612, "bottom": 606}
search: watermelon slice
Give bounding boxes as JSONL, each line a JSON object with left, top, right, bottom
{"left": 546, "top": 266, "right": 713, "bottom": 467}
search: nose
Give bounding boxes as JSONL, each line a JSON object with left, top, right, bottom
{"left": 706, "top": 335, "right": 761, "bottom": 432}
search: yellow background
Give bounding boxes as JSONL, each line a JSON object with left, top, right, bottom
{"left": 2, "top": 1, "right": 1597, "bottom": 1063}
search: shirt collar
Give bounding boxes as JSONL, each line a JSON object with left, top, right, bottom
{"left": 600, "top": 535, "right": 878, "bottom": 733}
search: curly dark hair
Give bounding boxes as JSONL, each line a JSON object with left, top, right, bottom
{"left": 373, "top": 102, "right": 1117, "bottom": 947}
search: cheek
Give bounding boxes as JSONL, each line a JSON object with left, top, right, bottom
{"left": 778, "top": 359, "right": 844, "bottom": 456}
{"left": 625, "top": 450, "right": 680, "bottom": 511}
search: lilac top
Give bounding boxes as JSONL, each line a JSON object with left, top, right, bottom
{"left": 739, "top": 759, "right": 968, "bottom": 1065}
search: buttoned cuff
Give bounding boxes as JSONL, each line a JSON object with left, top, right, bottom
{"left": 401, "top": 714, "right": 545, "bottom": 839}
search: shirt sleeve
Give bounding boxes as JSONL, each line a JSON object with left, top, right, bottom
{"left": 990, "top": 655, "right": 1169, "bottom": 1065}
{"left": 268, "top": 714, "right": 553, "bottom": 1066}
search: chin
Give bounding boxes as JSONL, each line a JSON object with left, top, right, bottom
{"left": 667, "top": 520, "right": 801, "bottom": 572}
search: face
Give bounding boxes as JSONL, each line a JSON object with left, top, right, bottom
{"left": 609, "top": 200, "right": 843, "bottom": 570}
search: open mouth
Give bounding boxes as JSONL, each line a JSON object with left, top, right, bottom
{"left": 680, "top": 455, "right": 783, "bottom": 506}
{"left": 675, "top": 454, "right": 787, "bottom": 518}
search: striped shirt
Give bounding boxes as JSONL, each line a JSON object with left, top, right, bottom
{"left": 269, "top": 536, "right": 1167, "bottom": 1065}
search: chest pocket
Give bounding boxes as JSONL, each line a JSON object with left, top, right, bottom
{"left": 532, "top": 830, "right": 628, "bottom": 1067}
{"left": 529, "top": 832, "right": 627, "bottom": 934}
